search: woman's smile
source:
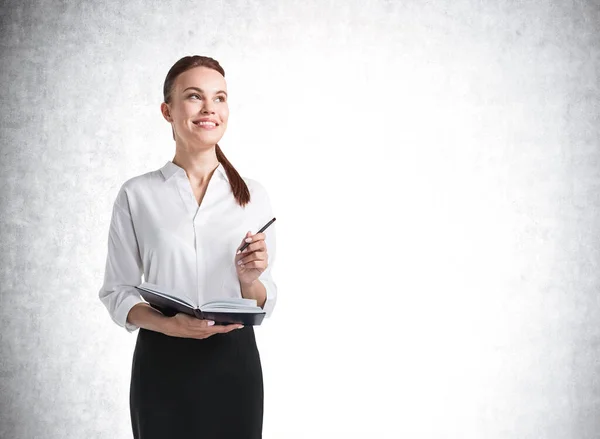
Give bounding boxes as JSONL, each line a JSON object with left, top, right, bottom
{"left": 193, "top": 118, "right": 219, "bottom": 130}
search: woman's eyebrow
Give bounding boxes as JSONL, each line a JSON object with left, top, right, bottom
{"left": 183, "top": 86, "right": 228, "bottom": 97}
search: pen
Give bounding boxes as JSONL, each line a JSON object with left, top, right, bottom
{"left": 238, "top": 217, "right": 276, "bottom": 253}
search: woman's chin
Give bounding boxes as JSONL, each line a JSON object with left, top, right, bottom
{"left": 186, "top": 134, "right": 223, "bottom": 148}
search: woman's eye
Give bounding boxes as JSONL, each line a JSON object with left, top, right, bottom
{"left": 189, "top": 94, "right": 225, "bottom": 102}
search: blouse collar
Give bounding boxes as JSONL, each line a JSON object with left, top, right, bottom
{"left": 160, "top": 160, "right": 229, "bottom": 183}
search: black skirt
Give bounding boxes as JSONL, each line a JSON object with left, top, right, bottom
{"left": 129, "top": 326, "right": 264, "bottom": 439}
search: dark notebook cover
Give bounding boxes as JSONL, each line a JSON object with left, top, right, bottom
{"left": 134, "top": 286, "right": 265, "bottom": 326}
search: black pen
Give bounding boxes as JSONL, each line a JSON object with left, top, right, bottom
{"left": 238, "top": 217, "right": 276, "bottom": 253}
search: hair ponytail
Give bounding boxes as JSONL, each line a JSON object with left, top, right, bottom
{"left": 216, "top": 143, "right": 250, "bottom": 207}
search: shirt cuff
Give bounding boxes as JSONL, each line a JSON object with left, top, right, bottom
{"left": 261, "top": 280, "right": 277, "bottom": 318}
{"left": 115, "top": 293, "right": 145, "bottom": 333}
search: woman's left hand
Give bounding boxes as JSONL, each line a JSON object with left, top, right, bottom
{"left": 235, "top": 231, "right": 269, "bottom": 286}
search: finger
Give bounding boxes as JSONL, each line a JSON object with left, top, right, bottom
{"left": 177, "top": 314, "right": 214, "bottom": 327}
{"left": 237, "top": 244, "right": 266, "bottom": 260}
{"left": 237, "top": 240, "right": 267, "bottom": 255}
{"left": 243, "top": 230, "right": 256, "bottom": 243}
{"left": 225, "top": 324, "right": 245, "bottom": 332}
{"left": 237, "top": 252, "right": 267, "bottom": 267}
{"left": 210, "top": 324, "right": 244, "bottom": 333}
{"left": 237, "top": 250, "right": 265, "bottom": 263}
{"left": 240, "top": 260, "right": 267, "bottom": 270}
{"left": 247, "top": 232, "right": 265, "bottom": 243}
{"left": 237, "top": 232, "right": 265, "bottom": 250}
{"left": 185, "top": 319, "right": 216, "bottom": 331}
{"left": 236, "top": 231, "right": 253, "bottom": 251}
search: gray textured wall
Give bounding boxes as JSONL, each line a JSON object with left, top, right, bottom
{"left": 1, "top": 0, "right": 599, "bottom": 438}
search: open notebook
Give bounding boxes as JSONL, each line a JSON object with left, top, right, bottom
{"left": 134, "top": 282, "right": 266, "bottom": 326}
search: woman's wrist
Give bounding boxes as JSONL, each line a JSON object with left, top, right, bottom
{"left": 127, "top": 303, "right": 174, "bottom": 334}
{"left": 240, "top": 279, "right": 267, "bottom": 308}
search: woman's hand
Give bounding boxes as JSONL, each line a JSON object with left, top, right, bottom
{"left": 164, "top": 313, "right": 243, "bottom": 339}
{"left": 235, "top": 231, "right": 269, "bottom": 286}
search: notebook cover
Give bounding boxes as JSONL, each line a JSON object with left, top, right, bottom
{"left": 135, "top": 286, "right": 265, "bottom": 325}
{"left": 136, "top": 287, "right": 196, "bottom": 317}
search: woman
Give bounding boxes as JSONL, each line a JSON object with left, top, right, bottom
{"left": 98, "top": 55, "right": 277, "bottom": 438}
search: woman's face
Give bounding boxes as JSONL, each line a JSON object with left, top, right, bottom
{"left": 162, "top": 66, "right": 229, "bottom": 148}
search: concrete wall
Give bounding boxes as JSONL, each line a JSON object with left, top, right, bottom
{"left": 1, "top": 0, "right": 598, "bottom": 437}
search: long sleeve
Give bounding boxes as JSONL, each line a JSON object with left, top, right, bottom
{"left": 98, "top": 189, "right": 145, "bottom": 333}
{"left": 257, "top": 186, "right": 278, "bottom": 318}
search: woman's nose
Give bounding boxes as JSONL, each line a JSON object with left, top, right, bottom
{"left": 201, "top": 101, "right": 215, "bottom": 113}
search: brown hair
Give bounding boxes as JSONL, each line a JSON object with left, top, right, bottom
{"left": 163, "top": 55, "right": 251, "bottom": 208}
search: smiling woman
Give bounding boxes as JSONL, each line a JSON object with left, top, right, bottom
{"left": 159, "top": 58, "right": 253, "bottom": 207}
{"left": 98, "top": 55, "right": 278, "bottom": 439}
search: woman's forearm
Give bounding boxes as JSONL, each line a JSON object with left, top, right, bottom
{"left": 240, "top": 280, "right": 267, "bottom": 308}
{"left": 126, "top": 303, "right": 173, "bottom": 334}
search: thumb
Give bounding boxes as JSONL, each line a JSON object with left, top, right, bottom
{"left": 242, "top": 230, "right": 253, "bottom": 242}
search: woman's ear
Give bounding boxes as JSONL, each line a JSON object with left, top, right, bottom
{"left": 160, "top": 102, "right": 172, "bottom": 122}
{"left": 160, "top": 102, "right": 175, "bottom": 140}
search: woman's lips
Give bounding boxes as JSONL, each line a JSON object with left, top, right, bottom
{"left": 193, "top": 122, "right": 218, "bottom": 130}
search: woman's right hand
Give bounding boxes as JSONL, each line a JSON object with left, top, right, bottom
{"left": 164, "top": 313, "right": 244, "bottom": 339}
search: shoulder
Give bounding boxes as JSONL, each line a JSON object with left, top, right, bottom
{"left": 114, "top": 168, "right": 162, "bottom": 209}
{"left": 242, "top": 176, "right": 272, "bottom": 205}
{"left": 121, "top": 168, "right": 161, "bottom": 190}
{"left": 243, "top": 176, "right": 267, "bottom": 195}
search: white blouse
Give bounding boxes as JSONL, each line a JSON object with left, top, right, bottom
{"left": 98, "top": 160, "right": 277, "bottom": 332}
